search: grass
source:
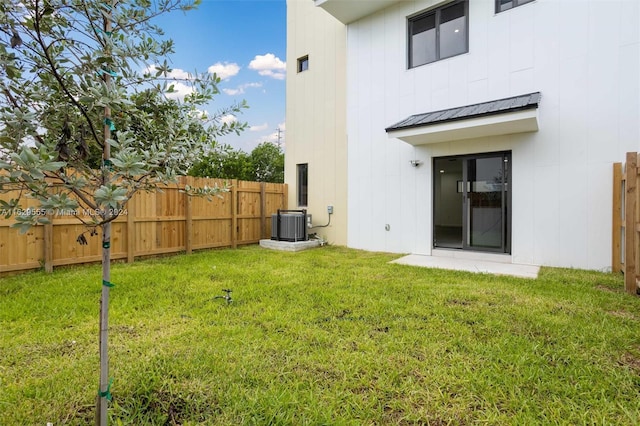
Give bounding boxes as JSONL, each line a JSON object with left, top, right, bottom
{"left": 1, "top": 245, "right": 639, "bottom": 425}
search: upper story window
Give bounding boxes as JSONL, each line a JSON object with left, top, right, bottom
{"left": 408, "top": 0, "right": 468, "bottom": 69}
{"left": 496, "top": 0, "right": 534, "bottom": 13}
{"left": 297, "top": 55, "right": 309, "bottom": 73}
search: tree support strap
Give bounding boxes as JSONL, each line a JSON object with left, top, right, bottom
{"left": 98, "top": 378, "right": 114, "bottom": 401}
{"left": 104, "top": 118, "right": 116, "bottom": 131}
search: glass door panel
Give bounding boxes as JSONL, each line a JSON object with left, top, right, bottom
{"left": 467, "top": 157, "right": 504, "bottom": 250}
{"left": 433, "top": 157, "right": 463, "bottom": 249}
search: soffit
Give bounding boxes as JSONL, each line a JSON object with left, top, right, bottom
{"left": 314, "top": 0, "right": 401, "bottom": 24}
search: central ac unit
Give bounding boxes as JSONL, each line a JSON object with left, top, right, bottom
{"left": 271, "top": 210, "right": 308, "bottom": 242}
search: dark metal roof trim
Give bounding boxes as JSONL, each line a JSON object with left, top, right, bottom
{"left": 385, "top": 92, "right": 541, "bottom": 132}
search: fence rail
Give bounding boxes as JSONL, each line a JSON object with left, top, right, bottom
{"left": 612, "top": 152, "right": 639, "bottom": 295}
{"left": 0, "top": 177, "right": 287, "bottom": 274}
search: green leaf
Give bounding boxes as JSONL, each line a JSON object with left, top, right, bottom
{"left": 10, "top": 215, "right": 35, "bottom": 235}
{"left": 10, "top": 222, "right": 33, "bottom": 235}
{"left": 5, "top": 65, "right": 20, "bottom": 79}
{"left": 95, "top": 185, "right": 128, "bottom": 210}
{"left": 40, "top": 162, "right": 66, "bottom": 172}
{"left": 28, "top": 168, "right": 45, "bottom": 181}
{"left": 106, "top": 138, "right": 120, "bottom": 148}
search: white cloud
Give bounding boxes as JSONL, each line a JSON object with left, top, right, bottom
{"left": 165, "top": 81, "right": 194, "bottom": 100}
{"left": 207, "top": 62, "right": 240, "bottom": 81}
{"left": 222, "top": 82, "right": 263, "bottom": 96}
{"left": 263, "top": 132, "right": 278, "bottom": 143}
{"left": 190, "top": 109, "right": 209, "bottom": 120}
{"left": 220, "top": 114, "right": 237, "bottom": 125}
{"left": 249, "top": 53, "right": 286, "bottom": 80}
{"left": 143, "top": 65, "right": 193, "bottom": 80}
{"left": 249, "top": 123, "right": 269, "bottom": 132}
{"left": 259, "top": 70, "right": 286, "bottom": 80}
{"left": 262, "top": 132, "right": 282, "bottom": 146}
{"left": 259, "top": 123, "right": 286, "bottom": 147}
{"left": 260, "top": 122, "right": 283, "bottom": 139}
{"left": 143, "top": 65, "right": 195, "bottom": 99}
{"left": 222, "top": 88, "right": 241, "bottom": 96}
{"left": 166, "top": 68, "right": 192, "bottom": 80}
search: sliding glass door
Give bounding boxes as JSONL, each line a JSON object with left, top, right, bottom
{"left": 433, "top": 151, "right": 511, "bottom": 253}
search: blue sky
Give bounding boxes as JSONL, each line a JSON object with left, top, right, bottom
{"left": 153, "top": 0, "right": 286, "bottom": 152}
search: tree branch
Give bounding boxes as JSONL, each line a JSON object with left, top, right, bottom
{"left": 32, "top": 0, "right": 104, "bottom": 149}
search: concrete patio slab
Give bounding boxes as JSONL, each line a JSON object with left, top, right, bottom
{"left": 391, "top": 251, "right": 540, "bottom": 279}
{"left": 259, "top": 239, "right": 321, "bottom": 252}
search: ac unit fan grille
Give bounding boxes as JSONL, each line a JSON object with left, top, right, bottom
{"left": 271, "top": 211, "right": 308, "bottom": 242}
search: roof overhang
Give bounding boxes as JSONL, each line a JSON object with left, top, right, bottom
{"left": 314, "top": 0, "right": 401, "bottom": 24}
{"left": 387, "top": 109, "right": 539, "bottom": 145}
{"left": 386, "top": 92, "right": 541, "bottom": 146}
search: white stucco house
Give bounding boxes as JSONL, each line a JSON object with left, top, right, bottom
{"left": 285, "top": 0, "right": 640, "bottom": 270}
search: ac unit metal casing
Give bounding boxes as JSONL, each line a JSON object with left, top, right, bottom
{"left": 271, "top": 210, "right": 308, "bottom": 242}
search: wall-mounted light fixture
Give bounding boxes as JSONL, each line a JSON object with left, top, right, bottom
{"left": 409, "top": 160, "right": 423, "bottom": 167}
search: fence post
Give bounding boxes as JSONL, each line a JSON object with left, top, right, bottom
{"left": 231, "top": 180, "right": 238, "bottom": 249}
{"left": 44, "top": 216, "right": 53, "bottom": 273}
{"left": 283, "top": 183, "right": 289, "bottom": 210}
{"left": 612, "top": 162, "right": 622, "bottom": 273}
{"left": 260, "top": 182, "right": 266, "bottom": 239}
{"left": 624, "top": 152, "right": 637, "bottom": 294}
{"left": 184, "top": 177, "right": 193, "bottom": 255}
{"left": 636, "top": 153, "right": 640, "bottom": 292}
{"left": 127, "top": 197, "right": 135, "bottom": 263}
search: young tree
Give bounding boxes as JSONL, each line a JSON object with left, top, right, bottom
{"left": 250, "top": 141, "right": 284, "bottom": 183}
{"left": 188, "top": 143, "right": 253, "bottom": 181}
{"left": 189, "top": 142, "right": 284, "bottom": 183}
{"left": 0, "top": 0, "right": 246, "bottom": 423}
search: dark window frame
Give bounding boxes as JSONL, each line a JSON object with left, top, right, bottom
{"left": 407, "top": 0, "right": 469, "bottom": 69}
{"left": 297, "top": 163, "right": 308, "bottom": 207}
{"left": 495, "top": 0, "right": 534, "bottom": 13}
{"left": 297, "top": 55, "right": 309, "bottom": 73}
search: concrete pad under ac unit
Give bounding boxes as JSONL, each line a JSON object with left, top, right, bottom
{"left": 259, "top": 239, "right": 321, "bottom": 252}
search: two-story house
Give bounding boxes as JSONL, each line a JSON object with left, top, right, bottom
{"left": 285, "top": 0, "right": 639, "bottom": 270}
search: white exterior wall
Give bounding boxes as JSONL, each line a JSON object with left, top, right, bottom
{"left": 285, "top": 0, "right": 348, "bottom": 245}
{"left": 346, "top": 0, "right": 640, "bottom": 269}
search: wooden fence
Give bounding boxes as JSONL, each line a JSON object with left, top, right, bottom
{"left": 612, "top": 152, "right": 639, "bottom": 295}
{"left": 0, "top": 177, "right": 287, "bottom": 274}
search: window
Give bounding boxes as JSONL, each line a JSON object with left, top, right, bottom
{"left": 496, "top": 0, "right": 534, "bottom": 13}
{"left": 297, "top": 55, "right": 309, "bottom": 73}
{"left": 297, "top": 163, "right": 308, "bottom": 206}
{"left": 408, "top": 0, "right": 468, "bottom": 68}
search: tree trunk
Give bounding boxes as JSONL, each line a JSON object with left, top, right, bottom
{"left": 97, "top": 223, "right": 111, "bottom": 425}
{"left": 96, "top": 3, "right": 114, "bottom": 424}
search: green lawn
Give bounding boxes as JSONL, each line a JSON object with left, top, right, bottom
{"left": 1, "top": 246, "right": 639, "bottom": 425}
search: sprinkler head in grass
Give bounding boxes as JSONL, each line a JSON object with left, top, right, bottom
{"left": 214, "top": 289, "right": 233, "bottom": 304}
